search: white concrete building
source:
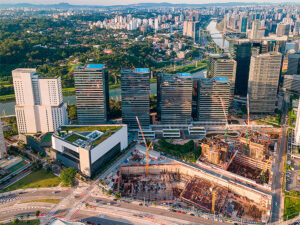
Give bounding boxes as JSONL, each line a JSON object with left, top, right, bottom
{"left": 13, "top": 68, "right": 68, "bottom": 134}
{"left": 52, "top": 125, "right": 128, "bottom": 177}
{"left": 295, "top": 101, "right": 300, "bottom": 145}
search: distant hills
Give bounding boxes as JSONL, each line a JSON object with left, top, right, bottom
{"left": 0, "top": 2, "right": 294, "bottom": 9}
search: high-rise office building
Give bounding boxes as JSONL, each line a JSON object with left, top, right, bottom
{"left": 13, "top": 68, "right": 67, "bottom": 134}
{"left": 240, "top": 17, "right": 248, "bottom": 33}
{"left": 276, "top": 23, "right": 290, "bottom": 37}
{"left": 248, "top": 52, "right": 282, "bottom": 113}
{"left": 208, "top": 54, "right": 237, "bottom": 101}
{"left": 74, "top": 64, "right": 109, "bottom": 125}
{"left": 197, "top": 77, "right": 230, "bottom": 122}
{"left": 158, "top": 73, "right": 193, "bottom": 124}
{"left": 229, "top": 39, "right": 252, "bottom": 96}
{"left": 250, "top": 20, "right": 262, "bottom": 40}
{"left": 287, "top": 52, "right": 300, "bottom": 75}
{"left": 0, "top": 120, "right": 6, "bottom": 158}
{"left": 121, "top": 68, "right": 150, "bottom": 129}
{"left": 294, "top": 21, "right": 300, "bottom": 35}
{"left": 283, "top": 75, "right": 300, "bottom": 94}
{"left": 183, "top": 21, "right": 200, "bottom": 43}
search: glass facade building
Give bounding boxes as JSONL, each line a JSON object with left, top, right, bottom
{"left": 121, "top": 68, "right": 150, "bottom": 129}
{"left": 158, "top": 73, "right": 193, "bottom": 125}
{"left": 197, "top": 77, "right": 230, "bottom": 122}
{"left": 74, "top": 64, "right": 109, "bottom": 125}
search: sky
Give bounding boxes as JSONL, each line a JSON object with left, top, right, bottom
{"left": 0, "top": 0, "right": 296, "bottom": 5}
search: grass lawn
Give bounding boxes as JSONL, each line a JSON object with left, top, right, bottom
{"left": 284, "top": 191, "right": 300, "bottom": 220}
{"left": 2, "top": 220, "right": 40, "bottom": 225}
{"left": 22, "top": 198, "right": 61, "bottom": 204}
{"left": 1, "top": 169, "right": 60, "bottom": 193}
{"left": 40, "top": 132, "right": 53, "bottom": 143}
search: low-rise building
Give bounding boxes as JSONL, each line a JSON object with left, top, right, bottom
{"left": 52, "top": 125, "right": 128, "bottom": 177}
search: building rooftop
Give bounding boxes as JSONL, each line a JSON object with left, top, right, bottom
{"left": 86, "top": 64, "right": 105, "bottom": 69}
{"left": 177, "top": 73, "right": 192, "bottom": 78}
{"left": 55, "top": 125, "right": 124, "bottom": 150}
{"left": 214, "top": 77, "right": 229, "bottom": 82}
{"left": 134, "top": 68, "right": 150, "bottom": 73}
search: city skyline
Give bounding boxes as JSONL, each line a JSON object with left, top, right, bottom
{"left": 0, "top": 0, "right": 299, "bottom": 6}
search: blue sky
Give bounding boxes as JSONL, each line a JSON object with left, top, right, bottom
{"left": 0, "top": 0, "right": 295, "bottom": 5}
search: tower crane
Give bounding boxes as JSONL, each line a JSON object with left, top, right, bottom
{"left": 245, "top": 94, "right": 250, "bottom": 155}
{"left": 219, "top": 97, "right": 228, "bottom": 142}
{"left": 260, "top": 157, "right": 271, "bottom": 183}
{"left": 136, "top": 116, "right": 151, "bottom": 177}
{"left": 210, "top": 183, "right": 216, "bottom": 214}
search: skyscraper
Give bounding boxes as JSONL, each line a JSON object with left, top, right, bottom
{"left": 248, "top": 52, "right": 282, "bottom": 113}
{"left": 229, "top": 39, "right": 252, "bottom": 96}
{"left": 0, "top": 120, "right": 6, "bottom": 158}
{"left": 197, "top": 77, "right": 230, "bottom": 122}
{"left": 183, "top": 21, "right": 200, "bottom": 43}
{"left": 208, "top": 54, "right": 237, "bottom": 101}
{"left": 13, "top": 68, "right": 67, "bottom": 134}
{"left": 287, "top": 52, "right": 300, "bottom": 75}
{"left": 240, "top": 17, "right": 248, "bottom": 33}
{"left": 121, "top": 68, "right": 150, "bottom": 129}
{"left": 158, "top": 73, "right": 193, "bottom": 124}
{"left": 74, "top": 64, "right": 109, "bottom": 125}
{"left": 276, "top": 23, "right": 290, "bottom": 37}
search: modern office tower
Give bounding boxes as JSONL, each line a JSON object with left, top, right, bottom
{"left": 208, "top": 54, "right": 237, "bottom": 101}
{"left": 12, "top": 68, "right": 67, "bottom": 134}
{"left": 248, "top": 52, "right": 282, "bottom": 113}
{"left": 183, "top": 20, "right": 200, "bottom": 43}
{"left": 197, "top": 77, "right": 230, "bottom": 122}
{"left": 74, "top": 64, "right": 109, "bottom": 125}
{"left": 240, "top": 17, "right": 248, "bottom": 33}
{"left": 283, "top": 75, "right": 300, "bottom": 94}
{"left": 229, "top": 39, "right": 252, "bottom": 96}
{"left": 121, "top": 68, "right": 150, "bottom": 129}
{"left": 294, "top": 21, "right": 300, "bottom": 35}
{"left": 157, "top": 73, "right": 193, "bottom": 125}
{"left": 287, "top": 52, "right": 300, "bottom": 75}
{"left": 295, "top": 101, "right": 300, "bottom": 145}
{"left": 250, "top": 20, "right": 263, "bottom": 40}
{"left": 276, "top": 23, "right": 290, "bottom": 37}
{"left": 0, "top": 120, "right": 6, "bottom": 158}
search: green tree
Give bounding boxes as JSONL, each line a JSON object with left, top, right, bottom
{"left": 67, "top": 104, "right": 77, "bottom": 121}
{"left": 35, "top": 210, "right": 40, "bottom": 217}
{"left": 13, "top": 218, "right": 19, "bottom": 224}
{"left": 115, "top": 192, "right": 121, "bottom": 199}
{"left": 107, "top": 189, "right": 112, "bottom": 196}
{"left": 153, "top": 201, "right": 156, "bottom": 206}
{"left": 60, "top": 167, "right": 77, "bottom": 186}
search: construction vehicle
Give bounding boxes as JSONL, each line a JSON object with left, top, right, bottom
{"left": 260, "top": 157, "right": 271, "bottom": 183}
{"left": 136, "top": 116, "right": 151, "bottom": 176}
{"left": 219, "top": 97, "right": 228, "bottom": 142}
{"left": 210, "top": 183, "right": 216, "bottom": 214}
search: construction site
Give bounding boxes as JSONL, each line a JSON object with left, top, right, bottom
{"left": 101, "top": 116, "right": 273, "bottom": 223}
{"left": 109, "top": 163, "right": 271, "bottom": 223}
{"left": 198, "top": 128, "right": 277, "bottom": 188}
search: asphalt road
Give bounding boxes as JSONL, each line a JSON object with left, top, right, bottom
{"left": 270, "top": 92, "right": 289, "bottom": 223}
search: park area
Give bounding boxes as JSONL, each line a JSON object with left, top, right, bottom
{"left": 284, "top": 191, "right": 300, "bottom": 220}
{"left": 2, "top": 220, "right": 40, "bottom": 225}
{"left": 1, "top": 169, "right": 60, "bottom": 193}
{"left": 157, "top": 139, "right": 201, "bottom": 162}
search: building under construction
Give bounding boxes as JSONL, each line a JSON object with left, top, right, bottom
{"left": 113, "top": 163, "right": 271, "bottom": 223}
{"left": 198, "top": 130, "right": 275, "bottom": 187}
